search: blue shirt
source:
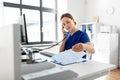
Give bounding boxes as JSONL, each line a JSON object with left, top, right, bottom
{"left": 65, "top": 30, "right": 90, "bottom": 58}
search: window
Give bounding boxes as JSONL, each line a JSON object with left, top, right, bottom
{"left": 3, "top": 0, "right": 57, "bottom": 44}
{"left": 42, "top": 12, "right": 56, "bottom": 41}
{"left": 3, "top": 0, "right": 20, "bottom": 3}
{"left": 22, "top": 0, "right": 40, "bottom": 6}
{"left": 22, "top": 9, "right": 41, "bottom": 42}
{"left": 43, "top": 0, "right": 55, "bottom": 8}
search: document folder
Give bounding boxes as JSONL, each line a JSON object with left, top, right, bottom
{"left": 51, "top": 49, "right": 86, "bottom": 66}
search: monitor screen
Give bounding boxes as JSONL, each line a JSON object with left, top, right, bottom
{"left": 17, "top": 14, "right": 28, "bottom": 45}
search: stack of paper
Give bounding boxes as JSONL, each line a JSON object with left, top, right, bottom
{"left": 51, "top": 49, "right": 86, "bottom": 66}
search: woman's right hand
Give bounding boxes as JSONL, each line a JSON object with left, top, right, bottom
{"left": 59, "top": 27, "right": 67, "bottom": 52}
{"left": 72, "top": 43, "right": 84, "bottom": 52}
{"left": 62, "top": 27, "right": 67, "bottom": 39}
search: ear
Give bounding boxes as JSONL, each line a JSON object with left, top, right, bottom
{"left": 62, "top": 26, "right": 64, "bottom": 29}
{"left": 72, "top": 19, "right": 76, "bottom": 25}
{"left": 74, "top": 21, "right": 76, "bottom": 25}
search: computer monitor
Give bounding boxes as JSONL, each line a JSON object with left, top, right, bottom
{"left": 17, "top": 14, "right": 56, "bottom": 48}
{"left": 17, "top": 14, "right": 28, "bottom": 45}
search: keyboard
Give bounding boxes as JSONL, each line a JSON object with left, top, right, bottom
{"left": 21, "top": 62, "right": 56, "bottom": 75}
{"left": 33, "top": 70, "right": 78, "bottom": 80}
{"left": 40, "top": 51, "right": 55, "bottom": 57}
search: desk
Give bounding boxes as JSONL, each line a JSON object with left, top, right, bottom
{"left": 22, "top": 59, "right": 116, "bottom": 80}
{"left": 59, "top": 60, "right": 116, "bottom": 80}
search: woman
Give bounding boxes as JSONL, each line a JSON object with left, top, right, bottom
{"left": 59, "top": 13, "right": 95, "bottom": 55}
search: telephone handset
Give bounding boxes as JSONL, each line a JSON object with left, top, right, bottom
{"left": 62, "top": 26, "right": 68, "bottom": 32}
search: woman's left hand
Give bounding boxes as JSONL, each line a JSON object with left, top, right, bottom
{"left": 72, "top": 43, "right": 84, "bottom": 52}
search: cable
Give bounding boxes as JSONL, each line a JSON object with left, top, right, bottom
{"left": 23, "top": 38, "right": 66, "bottom": 64}
{"left": 31, "top": 38, "right": 66, "bottom": 51}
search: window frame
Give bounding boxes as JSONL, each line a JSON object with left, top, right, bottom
{"left": 3, "top": 0, "right": 58, "bottom": 44}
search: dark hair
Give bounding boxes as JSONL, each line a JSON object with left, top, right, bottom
{"left": 60, "top": 13, "right": 76, "bottom": 24}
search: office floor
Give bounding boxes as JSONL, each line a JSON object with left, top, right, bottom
{"left": 95, "top": 68, "right": 120, "bottom": 80}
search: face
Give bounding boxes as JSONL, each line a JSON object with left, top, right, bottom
{"left": 61, "top": 17, "right": 75, "bottom": 31}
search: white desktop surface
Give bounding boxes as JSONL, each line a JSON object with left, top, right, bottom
{"left": 58, "top": 60, "right": 116, "bottom": 80}
{"left": 22, "top": 59, "right": 116, "bottom": 80}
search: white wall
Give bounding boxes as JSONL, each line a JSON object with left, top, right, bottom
{"left": 85, "top": 0, "right": 120, "bottom": 25}
{"left": 67, "top": 0, "right": 85, "bottom": 24}
{"left": 85, "top": 0, "right": 120, "bottom": 67}
{"left": 0, "top": 1, "right": 4, "bottom": 27}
